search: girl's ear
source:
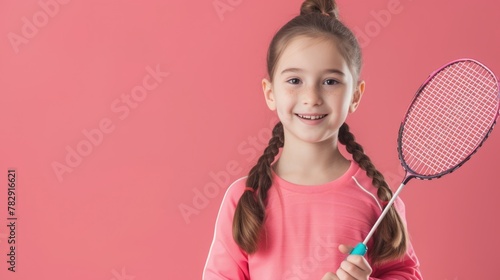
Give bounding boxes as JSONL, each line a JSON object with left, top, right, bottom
{"left": 262, "top": 78, "right": 276, "bottom": 111}
{"left": 349, "top": 80, "right": 365, "bottom": 113}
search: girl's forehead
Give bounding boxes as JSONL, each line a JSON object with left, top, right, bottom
{"left": 276, "top": 35, "right": 350, "bottom": 75}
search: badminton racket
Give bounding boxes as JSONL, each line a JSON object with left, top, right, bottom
{"left": 350, "top": 58, "right": 500, "bottom": 256}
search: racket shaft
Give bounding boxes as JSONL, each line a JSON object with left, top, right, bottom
{"left": 363, "top": 180, "right": 407, "bottom": 245}
{"left": 351, "top": 181, "right": 408, "bottom": 256}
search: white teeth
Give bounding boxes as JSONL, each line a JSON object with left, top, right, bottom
{"left": 297, "top": 114, "right": 327, "bottom": 120}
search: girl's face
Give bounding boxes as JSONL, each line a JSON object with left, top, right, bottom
{"left": 262, "top": 35, "right": 365, "bottom": 144}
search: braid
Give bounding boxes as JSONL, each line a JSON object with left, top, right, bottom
{"left": 233, "top": 122, "right": 284, "bottom": 254}
{"left": 338, "top": 123, "right": 407, "bottom": 264}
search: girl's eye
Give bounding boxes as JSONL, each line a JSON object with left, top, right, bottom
{"left": 286, "top": 78, "right": 339, "bottom": 85}
{"left": 324, "top": 79, "right": 339, "bottom": 85}
{"left": 287, "top": 78, "right": 301, "bottom": 84}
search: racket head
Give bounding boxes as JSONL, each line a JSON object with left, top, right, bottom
{"left": 397, "top": 58, "right": 500, "bottom": 182}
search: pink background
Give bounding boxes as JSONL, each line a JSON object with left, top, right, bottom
{"left": 1, "top": 0, "right": 499, "bottom": 279}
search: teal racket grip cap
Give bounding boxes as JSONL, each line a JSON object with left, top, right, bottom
{"left": 350, "top": 243, "right": 367, "bottom": 256}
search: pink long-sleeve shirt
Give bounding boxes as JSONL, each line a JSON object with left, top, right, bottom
{"left": 203, "top": 160, "right": 423, "bottom": 279}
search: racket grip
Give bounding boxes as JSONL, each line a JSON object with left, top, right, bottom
{"left": 350, "top": 243, "right": 367, "bottom": 256}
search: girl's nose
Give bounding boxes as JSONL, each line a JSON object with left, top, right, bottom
{"left": 302, "top": 86, "right": 323, "bottom": 106}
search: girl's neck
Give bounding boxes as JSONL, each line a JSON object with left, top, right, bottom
{"left": 272, "top": 136, "right": 351, "bottom": 186}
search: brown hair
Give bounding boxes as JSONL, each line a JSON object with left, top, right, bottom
{"left": 232, "top": 0, "right": 407, "bottom": 265}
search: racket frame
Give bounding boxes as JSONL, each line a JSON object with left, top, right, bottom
{"left": 397, "top": 58, "right": 500, "bottom": 184}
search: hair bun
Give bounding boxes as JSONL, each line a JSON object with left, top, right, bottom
{"left": 300, "top": 0, "right": 339, "bottom": 19}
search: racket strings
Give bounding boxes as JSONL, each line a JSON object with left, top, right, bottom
{"left": 402, "top": 61, "right": 499, "bottom": 176}
{"left": 405, "top": 64, "right": 497, "bottom": 174}
{"left": 405, "top": 68, "right": 496, "bottom": 174}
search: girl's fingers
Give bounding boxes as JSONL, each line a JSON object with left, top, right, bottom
{"left": 338, "top": 258, "right": 368, "bottom": 279}
{"left": 336, "top": 244, "right": 373, "bottom": 279}
{"left": 345, "top": 254, "right": 372, "bottom": 274}
{"left": 338, "top": 244, "right": 353, "bottom": 254}
{"left": 336, "top": 267, "right": 357, "bottom": 280}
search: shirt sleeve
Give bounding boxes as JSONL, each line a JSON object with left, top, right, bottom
{"left": 203, "top": 180, "right": 250, "bottom": 280}
{"left": 369, "top": 197, "right": 423, "bottom": 280}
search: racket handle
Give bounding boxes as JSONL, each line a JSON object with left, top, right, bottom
{"left": 350, "top": 243, "right": 367, "bottom": 256}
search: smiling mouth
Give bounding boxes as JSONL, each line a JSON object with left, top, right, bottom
{"left": 295, "top": 114, "right": 328, "bottom": 120}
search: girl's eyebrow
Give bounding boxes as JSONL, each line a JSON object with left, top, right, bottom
{"left": 280, "top": 67, "right": 345, "bottom": 76}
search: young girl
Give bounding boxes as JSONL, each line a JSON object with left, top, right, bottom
{"left": 203, "top": 0, "right": 422, "bottom": 279}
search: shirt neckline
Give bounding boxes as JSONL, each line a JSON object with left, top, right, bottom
{"left": 270, "top": 160, "right": 358, "bottom": 193}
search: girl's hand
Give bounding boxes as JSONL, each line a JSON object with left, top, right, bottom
{"left": 320, "top": 244, "right": 372, "bottom": 280}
